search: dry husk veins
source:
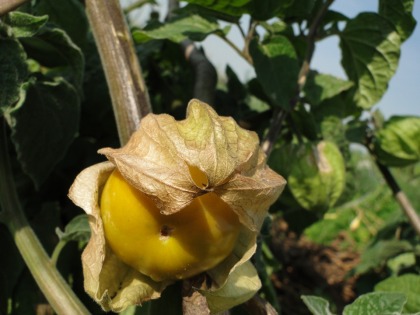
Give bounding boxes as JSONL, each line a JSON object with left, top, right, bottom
{"left": 68, "top": 99, "right": 286, "bottom": 312}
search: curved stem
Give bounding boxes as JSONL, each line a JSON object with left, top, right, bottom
{"left": 86, "top": 0, "right": 152, "bottom": 145}
{"left": 0, "top": 122, "right": 90, "bottom": 315}
{"left": 217, "top": 34, "right": 253, "bottom": 65}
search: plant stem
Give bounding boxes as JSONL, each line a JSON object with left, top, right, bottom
{"left": 123, "top": 0, "right": 153, "bottom": 14}
{"left": 261, "top": 0, "right": 334, "bottom": 156}
{"left": 0, "top": 123, "right": 90, "bottom": 315}
{"left": 0, "top": 0, "right": 27, "bottom": 15}
{"left": 85, "top": 0, "right": 152, "bottom": 146}
{"left": 375, "top": 162, "right": 420, "bottom": 236}
{"left": 217, "top": 34, "right": 253, "bottom": 65}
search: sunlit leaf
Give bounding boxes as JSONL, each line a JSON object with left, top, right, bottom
{"left": 340, "top": 13, "right": 401, "bottom": 109}
{"left": 379, "top": 0, "right": 416, "bottom": 42}
{"left": 5, "top": 11, "right": 48, "bottom": 37}
{"left": 301, "top": 295, "right": 334, "bottom": 315}
{"left": 133, "top": 14, "right": 221, "bottom": 43}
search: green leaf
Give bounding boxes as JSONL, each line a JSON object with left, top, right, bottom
{"left": 340, "top": 13, "right": 401, "bottom": 109}
{"left": 20, "top": 26, "right": 84, "bottom": 94}
{"left": 373, "top": 116, "right": 420, "bottom": 167}
{"left": 56, "top": 214, "right": 90, "bottom": 244}
{"left": 34, "top": 0, "right": 89, "bottom": 49}
{"left": 247, "top": 0, "right": 292, "bottom": 20}
{"left": 301, "top": 295, "right": 334, "bottom": 315}
{"left": 249, "top": 36, "right": 299, "bottom": 109}
{"left": 0, "top": 39, "right": 28, "bottom": 114}
{"left": 4, "top": 78, "right": 80, "bottom": 188}
{"left": 133, "top": 14, "right": 221, "bottom": 43}
{"left": 379, "top": 0, "right": 416, "bottom": 42}
{"left": 5, "top": 11, "right": 48, "bottom": 38}
{"left": 343, "top": 292, "right": 406, "bottom": 315}
{"left": 183, "top": 0, "right": 250, "bottom": 18}
{"left": 354, "top": 240, "right": 413, "bottom": 275}
{"left": 226, "top": 65, "right": 246, "bottom": 101}
{"left": 375, "top": 274, "right": 420, "bottom": 313}
{"left": 288, "top": 141, "right": 346, "bottom": 212}
{"left": 304, "top": 71, "right": 354, "bottom": 106}
{"left": 201, "top": 261, "right": 261, "bottom": 314}
{"left": 280, "top": 0, "right": 316, "bottom": 20}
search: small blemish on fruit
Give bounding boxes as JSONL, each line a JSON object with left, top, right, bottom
{"left": 160, "top": 225, "right": 174, "bottom": 240}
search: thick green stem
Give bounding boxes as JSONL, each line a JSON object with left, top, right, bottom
{"left": 0, "top": 123, "right": 90, "bottom": 315}
{"left": 86, "top": 0, "right": 152, "bottom": 145}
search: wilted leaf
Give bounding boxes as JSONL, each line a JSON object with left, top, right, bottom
{"left": 249, "top": 36, "right": 299, "bottom": 109}
{"left": 304, "top": 71, "right": 353, "bottom": 106}
{"left": 133, "top": 15, "right": 221, "bottom": 43}
{"left": 301, "top": 295, "right": 334, "bottom": 315}
{"left": 0, "top": 39, "right": 28, "bottom": 114}
{"left": 5, "top": 12, "right": 48, "bottom": 38}
{"left": 343, "top": 292, "right": 406, "bottom": 315}
{"left": 373, "top": 116, "right": 420, "bottom": 167}
{"left": 202, "top": 261, "right": 261, "bottom": 314}
{"left": 379, "top": 0, "right": 416, "bottom": 42}
{"left": 5, "top": 78, "right": 80, "bottom": 188}
{"left": 288, "top": 141, "right": 346, "bottom": 212}
{"left": 340, "top": 13, "right": 401, "bottom": 109}
{"left": 375, "top": 274, "right": 420, "bottom": 313}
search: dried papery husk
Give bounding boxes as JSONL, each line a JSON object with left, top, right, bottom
{"left": 99, "top": 99, "right": 286, "bottom": 231}
{"left": 68, "top": 162, "right": 170, "bottom": 312}
{"left": 69, "top": 99, "right": 286, "bottom": 312}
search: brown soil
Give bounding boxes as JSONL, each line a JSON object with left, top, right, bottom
{"left": 269, "top": 218, "right": 360, "bottom": 314}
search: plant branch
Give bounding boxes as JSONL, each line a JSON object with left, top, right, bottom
{"left": 85, "top": 0, "right": 152, "bottom": 146}
{"left": 217, "top": 33, "right": 253, "bottom": 65}
{"left": 243, "top": 20, "right": 257, "bottom": 61}
{"left": 375, "top": 162, "right": 420, "bottom": 236}
{"left": 0, "top": 0, "right": 28, "bottom": 15}
{"left": 261, "top": 0, "right": 334, "bottom": 156}
{"left": 0, "top": 122, "right": 90, "bottom": 315}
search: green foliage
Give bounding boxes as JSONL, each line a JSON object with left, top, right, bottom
{"left": 0, "top": 0, "right": 419, "bottom": 314}
{"left": 249, "top": 36, "right": 299, "bottom": 109}
{"left": 339, "top": 13, "right": 401, "bottom": 109}
{"left": 373, "top": 116, "right": 420, "bottom": 167}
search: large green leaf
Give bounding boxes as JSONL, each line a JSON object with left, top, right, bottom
{"left": 304, "top": 71, "right": 353, "bottom": 106}
{"left": 340, "top": 13, "right": 401, "bottom": 109}
{"left": 343, "top": 292, "right": 406, "bottom": 315}
{"left": 249, "top": 36, "right": 299, "bottom": 109}
{"left": 373, "top": 116, "right": 420, "bottom": 167}
{"left": 379, "top": 0, "right": 416, "bottom": 42}
{"left": 354, "top": 240, "right": 413, "bottom": 275}
{"left": 301, "top": 295, "right": 334, "bottom": 315}
{"left": 0, "top": 39, "right": 28, "bottom": 114}
{"left": 4, "top": 78, "right": 80, "bottom": 188}
{"left": 34, "top": 0, "right": 89, "bottom": 49}
{"left": 20, "top": 26, "right": 84, "bottom": 94}
{"left": 133, "top": 14, "right": 221, "bottom": 43}
{"left": 375, "top": 274, "right": 420, "bottom": 313}
{"left": 5, "top": 11, "right": 48, "bottom": 38}
{"left": 288, "top": 141, "right": 346, "bottom": 212}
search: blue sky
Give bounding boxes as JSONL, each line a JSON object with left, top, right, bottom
{"left": 127, "top": 0, "right": 419, "bottom": 118}
{"left": 199, "top": 1, "right": 420, "bottom": 118}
